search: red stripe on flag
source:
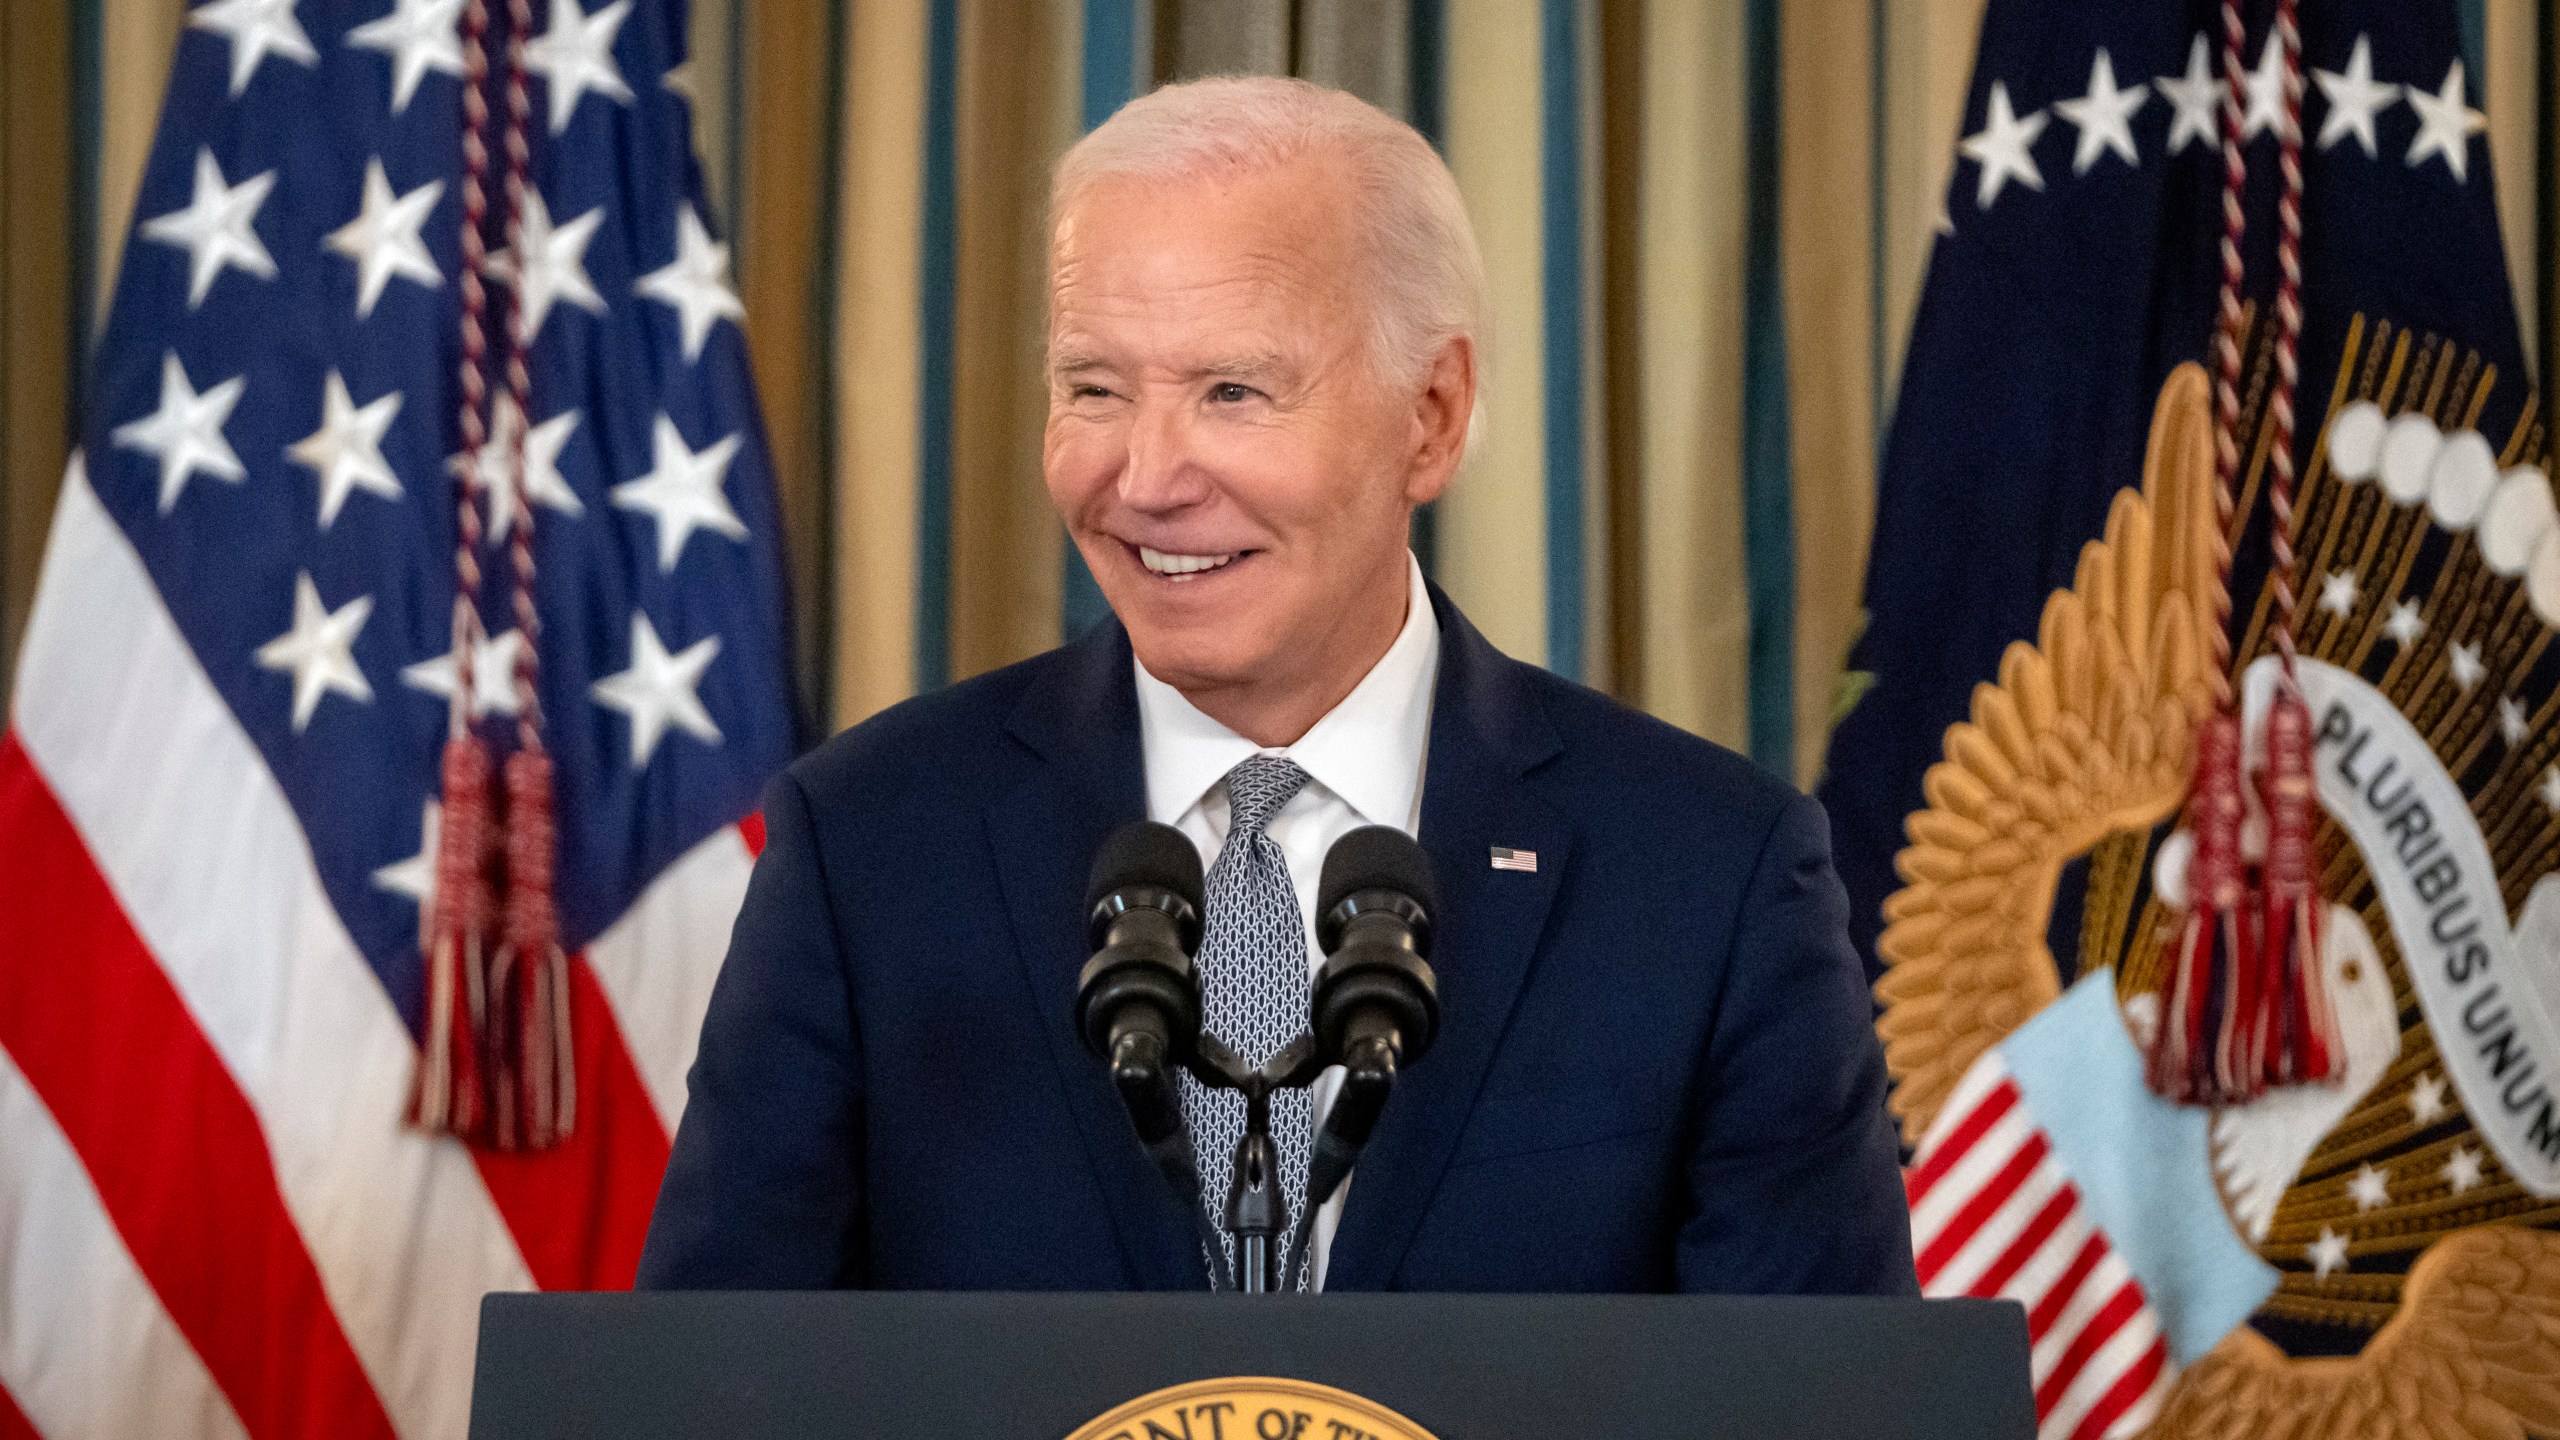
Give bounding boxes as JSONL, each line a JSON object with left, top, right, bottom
{"left": 739, "top": 812, "right": 766, "bottom": 858}
{"left": 468, "top": 958, "right": 670, "bottom": 1290}
{"left": 2027, "top": 1232, "right": 2112, "bottom": 1341}
{"left": 1971, "top": 1182, "right": 2078, "bottom": 1299}
{"left": 1906, "top": 1079, "right": 2019, "bottom": 1205}
{"left": 0, "top": 1379, "right": 38, "bottom": 1440}
{"left": 0, "top": 736, "right": 397, "bottom": 1440}
{"left": 1915, "top": 1131, "right": 2050, "bottom": 1283}
{"left": 2067, "top": 1336, "right": 2168, "bottom": 1440}
{"left": 2035, "top": 1280, "right": 2147, "bottom": 1416}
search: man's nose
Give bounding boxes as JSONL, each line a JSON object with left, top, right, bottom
{"left": 1117, "top": 396, "right": 1214, "bottom": 514}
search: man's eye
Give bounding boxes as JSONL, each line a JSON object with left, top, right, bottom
{"left": 1208, "top": 382, "right": 1258, "bottom": 404}
{"left": 1073, "top": 385, "right": 1116, "bottom": 401}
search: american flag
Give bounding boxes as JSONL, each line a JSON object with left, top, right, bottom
{"left": 0, "top": 0, "right": 793, "bottom": 1434}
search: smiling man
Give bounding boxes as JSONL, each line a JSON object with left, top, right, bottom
{"left": 638, "top": 77, "right": 1915, "bottom": 1296}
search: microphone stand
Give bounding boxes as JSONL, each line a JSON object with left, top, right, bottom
{"left": 1190, "top": 1033, "right": 1329, "bottom": 1292}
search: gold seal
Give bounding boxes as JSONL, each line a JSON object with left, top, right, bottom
{"left": 1063, "top": 1377, "right": 1440, "bottom": 1440}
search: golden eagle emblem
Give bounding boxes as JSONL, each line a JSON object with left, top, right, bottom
{"left": 1878, "top": 326, "right": 2560, "bottom": 1438}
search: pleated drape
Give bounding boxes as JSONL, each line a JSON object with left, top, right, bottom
{"left": 6, "top": 0, "right": 2553, "bottom": 785}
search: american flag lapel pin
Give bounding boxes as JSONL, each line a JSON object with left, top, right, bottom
{"left": 1489, "top": 846, "right": 1538, "bottom": 873}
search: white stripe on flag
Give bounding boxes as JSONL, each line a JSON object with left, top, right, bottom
{"left": 1916, "top": 1050, "right": 2011, "bottom": 1161}
{"left": 1930, "top": 1151, "right": 2068, "bottom": 1297}
{"left": 2040, "top": 1302, "right": 2164, "bottom": 1440}
{"left": 1910, "top": 1101, "right": 2037, "bottom": 1245}
{"left": 2030, "top": 1247, "right": 2142, "bottom": 1380}
{"left": 587, "top": 824, "right": 754, "bottom": 1132}
{"left": 1996, "top": 1196, "right": 2097, "bottom": 1311}
{"left": 0, "top": 1046, "right": 250, "bottom": 1440}
{"left": 13, "top": 463, "right": 534, "bottom": 1440}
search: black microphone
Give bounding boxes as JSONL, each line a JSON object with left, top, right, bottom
{"left": 1282, "top": 825, "right": 1441, "bottom": 1289}
{"left": 1313, "top": 825, "right": 1441, "bottom": 1086}
{"left": 1075, "top": 821, "right": 1205, "bottom": 1145}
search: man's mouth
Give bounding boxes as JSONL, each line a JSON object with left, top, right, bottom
{"left": 1134, "top": 544, "right": 1245, "bottom": 581}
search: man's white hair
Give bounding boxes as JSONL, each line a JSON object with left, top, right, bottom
{"left": 1052, "top": 75, "right": 1486, "bottom": 427}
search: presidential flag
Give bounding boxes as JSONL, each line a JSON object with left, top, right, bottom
{"left": 0, "top": 0, "right": 794, "bottom": 1434}
{"left": 1818, "top": 0, "right": 2529, "bottom": 982}
{"left": 1848, "top": 2, "right": 2560, "bottom": 1436}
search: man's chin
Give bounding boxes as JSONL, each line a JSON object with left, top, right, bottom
{"left": 1118, "top": 617, "right": 1272, "bottom": 696}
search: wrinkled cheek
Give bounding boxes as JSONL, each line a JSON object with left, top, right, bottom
{"left": 1041, "top": 425, "right": 1124, "bottom": 523}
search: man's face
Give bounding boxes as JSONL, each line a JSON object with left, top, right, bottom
{"left": 1044, "top": 158, "right": 1455, "bottom": 706}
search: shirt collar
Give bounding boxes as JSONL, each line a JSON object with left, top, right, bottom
{"left": 1134, "top": 551, "right": 1439, "bottom": 831}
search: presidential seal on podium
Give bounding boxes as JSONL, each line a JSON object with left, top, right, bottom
{"left": 1065, "top": 1377, "right": 1441, "bottom": 1440}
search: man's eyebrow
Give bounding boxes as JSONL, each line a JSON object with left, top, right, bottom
{"left": 1049, "top": 350, "right": 1110, "bottom": 376}
{"left": 1195, "top": 353, "right": 1285, "bottom": 382}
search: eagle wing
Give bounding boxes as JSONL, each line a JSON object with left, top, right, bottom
{"left": 2148, "top": 1226, "right": 2560, "bottom": 1439}
{"left": 1874, "top": 361, "right": 2226, "bottom": 1144}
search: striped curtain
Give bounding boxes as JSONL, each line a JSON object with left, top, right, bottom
{"left": 4, "top": 0, "right": 2554, "bottom": 787}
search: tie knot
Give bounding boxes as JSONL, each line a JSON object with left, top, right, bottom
{"left": 1222, "top": 755, "right": 1311, "bottom": 837}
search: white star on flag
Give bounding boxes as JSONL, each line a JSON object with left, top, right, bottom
{"left": 2158, "top": 35, "right": 2220, "bottom": 155}
{"left": 2318, "top": 570, "right": 2359, "bottom": 617}
{"left": 400, "top": 627, "right": 526, "bottom": 718}
{"left": 2240, "top": 33, "right": 2294, "bottom": 142}
{"left": 2314, "top": 36, "right": 2401, "bottom": 158}
{"left": 524, "top": 0, "right": 634, "bottom": 134}
{"left": 2055, "top": 49, "right": 2147, "bottom": 174}
{"left": 2306, "top": 1227, "right": 2350, "bottom": 1279}
{"left": 637, "top": 206, "right": 745, "bottom": 362}
{"left": 2541, "top": 766, "right": 2560, "bottom": 818}
{"left": 326, "top": 158, "right": 445, "bottom": 318}
{"left": 2406, "top": 60, "right": 2487, "bottom": 182}
{"left": 373, "top": 801, "right": 440, "bottom": 904}
{"left": 255, "top": 572, "right": 375, "bottom": 732}
{"left": 612, "top": 415, "right": 747, "bottom": 571}
{"left": 1959, "top": 82, "right": 2047, "bottom": 210}
{"left": 2383, "top": 599, "right": 2426, "bottom": 647}
{"left": 2346, "top": 1163, "right": 2390, "bottom": 1212}
{"left": 485, "top": 188, "right": 607, "bottom": 343}
{"left": 187, "top": 0, "right": 318, "bottom": 96}
{"left": 2442, "top": 1144, "right": 2486, "bottom": 1195}
{"left": 450, "top": 394, "right": 585, "bottom": 542}
{"left": 660, "top": 57, "right": 698, "bottom": 106}
{"left": 141, "top": 148, "right": 278, "bottom": 309}
{"left": 2447, "top": 641, "right": 2485, "bottom": 691}
{"left": 112, "top": 351, "right": 248, "bottom": 514}
{"left": 2498, "top": 696, "right": 2530, "bottom": 746}
{"left": 2410, "top": 1071, "right": 2451, "bottom": 1125}
{"left": 346, "top": 0, "right": 464, "bottom": 113}
{"left": 591, "top": 613, "right": 723, "bottom": 766}
{"left": 286, "top": 370, "right": 404, "bottom": 528}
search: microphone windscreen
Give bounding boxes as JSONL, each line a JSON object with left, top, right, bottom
{"left": 1086, "top": 820, "right": 1205, "bottom": 913}
{"left": 1317, "top": 825, "right": 1438, "bottom": 921}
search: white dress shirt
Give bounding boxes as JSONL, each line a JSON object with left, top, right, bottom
{"left": 1132, "top": 551, "right": 1439, "bottom": 1289}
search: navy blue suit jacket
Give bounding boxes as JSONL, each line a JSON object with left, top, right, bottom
{"left": 638, "top": 588, "right": 1917, "bottom": 1294}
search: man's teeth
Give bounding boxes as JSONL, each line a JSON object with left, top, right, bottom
{"left": 1138, "top": 546, "right": 1239, "bottom": 578}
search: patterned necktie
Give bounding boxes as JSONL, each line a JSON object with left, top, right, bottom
{"left": 1182, "top": 754, "right": 1316, "bottom": 1289}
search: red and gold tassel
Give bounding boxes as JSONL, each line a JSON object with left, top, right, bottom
{"left": 490, "top": 748, "right": 576, "bottom": 1151}
{"left": 2258, "top": 689, "right": 2339, "bottom": 1087}
{"left": 411, "top": 729, "right": 496, "bottom": 1138}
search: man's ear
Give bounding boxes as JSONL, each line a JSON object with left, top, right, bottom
{"left": 1405, "top": 336, "right": 1476, "bottom": 507}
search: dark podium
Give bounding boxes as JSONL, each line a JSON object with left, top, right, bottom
{"left": 469, "top": 1291, "right": 2033, "bottom": 1439}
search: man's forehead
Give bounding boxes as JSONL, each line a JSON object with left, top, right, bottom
{"left": 1051, "top": 166, "right": 1358, "bottom": 306}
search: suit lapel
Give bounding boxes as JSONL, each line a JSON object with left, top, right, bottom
{"left": 1323, "top": 591, "right": 1568, "bottom": 1290}
{"left": 984, "top": 622, "right": 1209, "bottom": 1290}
